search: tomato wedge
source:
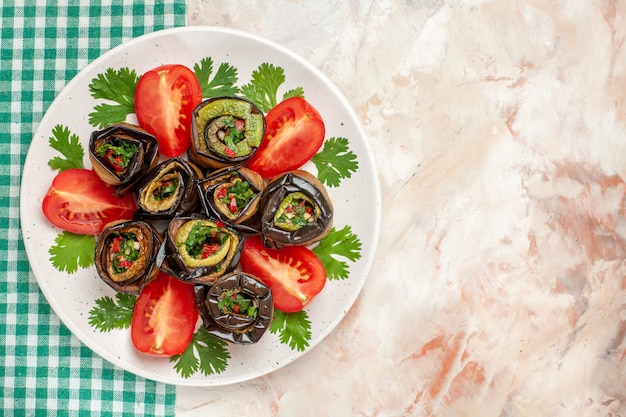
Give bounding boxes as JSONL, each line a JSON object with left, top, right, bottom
{"left": 247, "top": 96, "right": 325, "bottom": 178}
{"left": 41, "top": 168, "right": 137, "bottom": 235}
{"left": 239, "top": 235, "right": 327, "bottom": 312}
{"left": 134, "top": 64, "right": 203, "bottom": 157}
{"left": 131, "top": 272, "right": 198, "bottom": 356}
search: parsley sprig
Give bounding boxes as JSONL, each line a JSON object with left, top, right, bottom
{"left": 240, "top": 63, "right": 304, "bottom": 113}
{"left": 88, "top": 293, "right": 137, "bottom": 332}
{"left": 311, "top": 137, "right": 359, "bottom": 187}
{"left": 171, "top": 327, "right": 231, "bottom": 378}
{"left": 312, "top": 225, "right": 362, "bottom": 280}
{"left": 270, "top": 310, "right": 312, "bottom": 351}
{"left": 88, "top": 67, "right": 139, "bottom": 128}
{"left": 193, "top": 57, "right": 239, "bottom": 98}
{"left": 47, "top": 124, "right": 84, "bottom": 171}
{"left": 48, "top": 232, "right": 95, "bottom": 273}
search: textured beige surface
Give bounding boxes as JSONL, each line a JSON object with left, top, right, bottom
{"left": 178, "top": 1, "right": 626, "bottom": 415}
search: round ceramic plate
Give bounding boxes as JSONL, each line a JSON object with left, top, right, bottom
{"left": 20, "top": 27, "right": 381, "bottom": 386}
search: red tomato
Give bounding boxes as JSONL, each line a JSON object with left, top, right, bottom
{"left": 134, "top": 64, "right": 203, "bottom": 157}
{"left": 247, "top": 97, "right": 325, "bottom": 178}
{"left": 131, "top": 272, "right": 198, "bottom": 356}
{"left": 239, "top": 235, "right": 327, "bottom": 312}
{"left": 41, "top": 168, "right": 137, "bottom": 235}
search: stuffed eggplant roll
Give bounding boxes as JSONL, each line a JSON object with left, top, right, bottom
{"left": 195, "top": 272, "right": 273, "bottom": 344}
{"left": 190, "top": 97, "right": 265, "bottom": 169}
{"left": 94, "top": 220, "right": 162, "bottom": 293}
{"left": 89, "top": 123, "right": 159, "bottom": 196}
{"left": 156, "top": 214, "right": 243, "bottom": 284}
{"left": 259, "top": 170, "right": 333, "bottom": 248}
{"left": 134, "top": 158, "right": 203, "bottom": 220}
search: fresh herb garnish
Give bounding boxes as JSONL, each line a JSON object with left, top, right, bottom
{"left": 97, "top": 138, "right": 138, "bottom": 173}
{"left": 152, "top": 178, "right": 179, "bottom": 201}
{"left": 48, "top": 231, "right": 95, "bottom": 273}
{"left": 88, "top": 293, "right": 137, "bottom": 332}
{"left": 218, "top": 289, "right": 258, "bottom": 318}
{"left": 88, "top": 67, "right": 139, "bottom": 128}
{"left": 170, "top": 326, "right": 231, "bottom": 378}
{"left": 221, "top": 116, "right": 245, "bottom": 150}
{"left": 183, "top": 223, "right": 224, "bottom": 258}
{"left": 312, "top": 225, "right": 362, "bottom": 280}
{"left": 270, "top": 310, "right": 312, "bottom": 351}
{"left": 110, "top": 233, "right": 140, "bottom": 274}
{"left": 193, "top": 57, "right": 239, "bottom": 98}
{"left": 240, "top": 62, "right": 304, "bottom": 113}
{"left": 311, "top": 137, "right": 359, "bottom": 187}
{"left": 47, "top": 124, "right": 84, "bottom": 171}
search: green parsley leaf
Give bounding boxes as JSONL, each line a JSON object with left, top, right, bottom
{"left": 88, "top": 293, "right": 137, "bottom": 332}
{"left": 239, "top": 63, "right": 304, "bottom": 113}
{"left": 270, "top": 310, "right": 312, "bottom": 351}
{"left": 88, "top": 67, "right": 139, "bottom": 128}
{"left": 311, "top": 137, "right": 359, "bottom": 187}
{"left": 47, "top": 124, "right": 84, "bottom": 171}
{"left": 193, "top": 57, "right": 239, "bottom": 98}
{"left": 48, "top": 232, "right": 95, "bottom": 274}
{"left": 171, "top": 326, "right": 230, "bottom": 378}
{"left": 312, "top": 225, "right": 362, "bottom": 280}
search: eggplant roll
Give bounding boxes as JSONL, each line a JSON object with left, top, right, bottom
{"left": 259, "top": 170, "right": 334, "bottom": 248}
{"left": 196, "top": 165, "right": 264, "bottom": 230}
{"left": 195, "top": 272, "right": 273, "bottom": 344}
{"left": 94, "top": 220, "right": 162, "bottom": 293}
{"left": 156, "top": 214, "right": 243, "bottom": 284}
{"left": 89, "top": 123, "right": 159, "bottom": 196}
{"left": 190, "top": 97, "right": 265, "bottom": 169}
{"left": 134, "top": 158, "right": 203, "bottom": 220}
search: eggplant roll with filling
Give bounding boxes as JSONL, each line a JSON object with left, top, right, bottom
{"left": 190, "top": 97, "right": 265, "bottom": 169}
{"left": 195, "top": 272, "right": 273, "bottom": 344}
{"left": 134, "top": 158, "right": 203, "bottom": 220}
{"left": 89, "top": 123, "right": 159, "bottom": 196}
{"left": 196, "top": 165, "right": 264, "bottom": 231}
{"left": 259, "top": 170, "right": 334, "bottom": 248}
{"left": 156, "top": 214, "right": 243, "bottom": 284}
{"left": 94, "top": 220, "right": 162, "bottom": 293}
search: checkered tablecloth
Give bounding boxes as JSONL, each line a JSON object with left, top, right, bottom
{"left": 0, "top": 1, "right": 186, "bottom": 415}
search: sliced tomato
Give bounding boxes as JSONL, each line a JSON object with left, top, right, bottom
{"left": 239, "top": 235, "right": 327, "bottom": 312}
{"left": 134, "top": 64, "right": 203, "bottom": 157}
{"left": 41, "top": 168, "right": 137, "bottom": 235}
{"left": 131, "top": 272, "right": 198, "bottom": 356}
{"left": 247, "top": 96, "right": 325, "bottom": 178}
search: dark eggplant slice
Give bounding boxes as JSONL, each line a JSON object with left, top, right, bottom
{"left": 94, "top": 220, "right": 162, "bottom": 294}
{"left": 135, "top": 158, "right": 203, "bottom": 220}
{"left": 259, "top": 170, "right": 334, "bottom": 248}
{"left": 156, "top": 214, "right": 243, "bottom": 284}
{"left": 196, "top": 165, "right": 264, "bottom": 232}
{"left": 89, "top": 123, "right": 159, "bottom": 196}
{"left": 195, "top": 272, "right": 273, "bottom": 344}
{"left": 190, "top": 97, "right": 265, "bottom": 169}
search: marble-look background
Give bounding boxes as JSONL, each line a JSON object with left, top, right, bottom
{"left": 178, "top": 1, "right": 626, "bottom": 415}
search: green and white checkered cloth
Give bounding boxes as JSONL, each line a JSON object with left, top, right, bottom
{"left": 0, "top": 1, "right": 186, "bottom": 415}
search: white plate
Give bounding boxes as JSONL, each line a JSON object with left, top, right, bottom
{"left": 20, "top": 27, "right": 381, "bottom": 386}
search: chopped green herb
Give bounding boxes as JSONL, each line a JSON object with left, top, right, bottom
{"left": 312, "top": 225, "right": 362, "bottom": 280}
{"left": 48, "top": 231, "right": 95, "bottom": 274}
{"left": 170, "top": 326, "right": 231, "bottom": 378}
{"left": 240, "top": 62, "right": 304, "bottom": 113}
{"left": 47, "top": 124, "right": 84, "bottom": 172}
{"left": 88, "top": 293, "right": 137, "bottom": 332}
{"left": 96, "top": 138, "right": 137, "bottom": 173}
{"left": 311, "top": 137, "right": 359, "bottom": 187}
{"left": 152, "top": 178, "right": 179, "bottom": 201}
{"left": 217, "top": 289, "right": 258, "bottom": 318}
{"left": 193, "top": 57, "right": 239, "bottom": 98}
{"left": 270, "top": 309, "right": 312, "bottom": 351}
{"left": 88, "top": 67, "right": 139, "bottom": 128}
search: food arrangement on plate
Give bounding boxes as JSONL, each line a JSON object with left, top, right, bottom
{"left": 38, "top": 55, "right": 363, "bottom": 378}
